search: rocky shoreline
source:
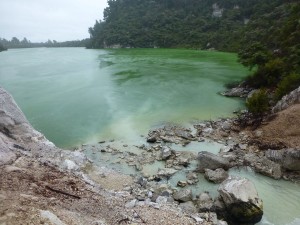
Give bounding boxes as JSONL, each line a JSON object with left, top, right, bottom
{"left": 1, "top": 86, "right": 300, "bottom": 225}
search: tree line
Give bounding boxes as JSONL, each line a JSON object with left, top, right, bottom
{"left": 0, "top": 37, "right": 90, "bottom": 49}
{"left": 87, "top": 0, "right": 284, "bottom": 51}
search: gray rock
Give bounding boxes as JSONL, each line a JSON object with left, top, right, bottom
{"left": 209, "top": 212, "right": 219, "bottom": 225}
{"left": 137, "top": 177, "right": 147, "bottom": 187}
{"left": 221, "top": 86, "right": 251, "bottom": 98}
{"left": 268, "top": 149, "right": 300, "bottom": 171}
{"left": 217, "top": 220, "right": 228, "bottom": 225}
{"left": 197, "top": 151, "right": 230, "bottom": 172}
{"left": 220, "top": 146, "right": 232, "bottom": 153}
{"left": 147, "top": 191, "right": 153, "bottom": 198}
{"left": 40, "top": 210, "right": 66, "bottom": 225}
{"left": 149, "top": 202, "right": 160, "bottom": 209}
{"left": 91, "top": 220, "right": 106, "bottom": 225}
{"left": 272, "top": 86, "right": 300, "bottom": 113}
{"left": 175, "top": 130, "right": 194, "bottom": 140}
{"left": 135, "top": 164, "right": 143, "bottom": 171}
{"left": 62, "top": 159, "right": 79, "bottom": 171}
{"left": 179, "top": 201, "right": 198, "bottom": 214}
{"left": 174, "top": 152, "right": 192, "bottom": 166}
{"left": 157, "top": 168, "right": 177, "bottom": 178}
{"left": 173, "top": 189, "right": 192, "bottom": 202}
{"left": 196, "top": 192, "right": 214, "bottom": 212}
{"left": 147, "top": 135, "right": 157, "bottom": 143}
{"left": 190, "top": 214, "right": 204, "bottom": 223}
{"left": 221, "top": 121, "right": 231, "bottom": 131}
{"left": 0, "top": 141, "right": 16, "bottom": 166}
{"left": 244, "top": 153, "right": 282, "bottom": 179}
{"left": 125, "top": 199, "right": 137, "bottom": 208}
{"left": 265, "top": 149, "right": 284, "bottom": 162}
{"left": 0, "top": 87, "right": 54, "bottom": 146}
{"left": 186, "top": 172, "right": 198, "bottom": 184}
{"left": 177, "top": 180, "right": 187, "bottom": 187}
{"left": 204, "top": 168, "right": 229, "bottom": 183}
{"left": 155, "top": 196, "right": 168, "bottom": 204}
{"left": 282, "top": 149, "right": 300, "bottom": 171}
{"left": 213, "top": 197, "right": 227, "bottom": 219}
{"left": 218, "top": 176, "right": 263, "bottom": 224}
{"left": 161, "top": 146, "right": 172, "bottom": 160}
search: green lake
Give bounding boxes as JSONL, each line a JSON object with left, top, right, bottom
{"left": 0, "top": 48, "right": 246, "bottom": 148}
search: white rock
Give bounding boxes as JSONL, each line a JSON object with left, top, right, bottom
{"left": 40, "top": 210, "right": 66, "bottom": 225}
{"left": 190, "top": 214, "right": 204, "bottom": 223}
{"left": 149, "top": 202, "right": 160, "bottom": 209}
{"left": 125, "top": 199, "right": 137, "bottom": 208}
{"left": 62, "top": 159, "right": 79, "bottom": 171}
{"left": 156, "top": 196, "right": 168, "bottom": 204}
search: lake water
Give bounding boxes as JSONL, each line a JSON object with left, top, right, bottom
{"left": 0, "top": 48, "right": 299, "bottom": 225}
{"left": 0, "top": 48, "right": 246, "bottom": 148}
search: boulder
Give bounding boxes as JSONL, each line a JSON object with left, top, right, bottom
{"left": 157, "top": 168, "right": 177, "bottom": 178}
{"left": 186, "top": 171, "right": 199, "bottom": 184}
{"left": 221, "top": 86, "right": 251, "bottom": 98}
{"left": 272, "top": 86, "right": 300, "bottom": 113}
{"left": 204, "top": 168, "right": 229, "bottom": 183}
{"left": 0, "top": 87, "right": 53, "bottom": 146}
{"left": 155, "top": 196, "right": 168, "bottom": 205}
{"left": 244, "top": 153, "right": 282, "bottom": 179}
{"left": 179, "top": 201, "right": 198, "bottom": 214}
{"left": 218, "top": 176, "right": 263, "bottom": 224}
{"left": 196, "top": 192, "right": 214, "bottom": 212}
{"left": 161, "top": 146, "right": 172, "bottom": 160}
{"left": 173, "top": 189, "right": 192, "bottom": 202}
{"left": 281, "top": 149, "right": 300, "bottom": 171}
{"left": 197, "top": 151, "right": 230, "bottom": 172}
{"left": 147, "top": 135, "right": 157, "bottom": 143}
{"left": 125, "top": 199, "right": 137, "bottom": 208}
{"left": 177, "top": 181, "right": 187, "bottom": 187}
{"left": 266, "top": 149, "right": 300, "bottom": 171}
{"left": 62, "top": 159, "right": 79, "bottom": 171}
{"left": 174, "top": 130, "right": 194, "bottom": 140}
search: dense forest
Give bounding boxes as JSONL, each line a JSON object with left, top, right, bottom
{"left": 0, "top": 37, "right": 89, "bottom": 49}
{"left": 88, "top": 0, "right": 285, "bottom": 51}
{"left": 88, "top": 0, "right": 300, "bottom": 112}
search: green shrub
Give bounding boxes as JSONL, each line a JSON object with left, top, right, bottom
{"left": 246, "top": 89, "right": 269, "bottom": 115}
{"left": 275, "top": 73, "right": 300, "bottom": 100}
{"left": 245, "top": 58, "right": 285, "bottom": 88}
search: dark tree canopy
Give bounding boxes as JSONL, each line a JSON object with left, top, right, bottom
{"left": 87, "top": 0, "right": 285, "bottom": 51}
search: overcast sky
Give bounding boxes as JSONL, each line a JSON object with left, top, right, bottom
{"left": 0, "top": 0, "right": 108, "bottom": 42}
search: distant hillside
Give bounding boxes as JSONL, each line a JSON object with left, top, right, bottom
{"left": 87, "top": 0, "right": 285, "bottom": 51}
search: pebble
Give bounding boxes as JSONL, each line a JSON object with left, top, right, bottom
{"left": 125, "top": 199, "right": 137, "bottom": 208}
